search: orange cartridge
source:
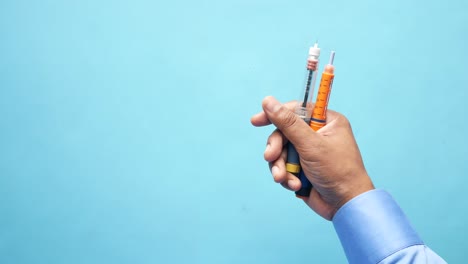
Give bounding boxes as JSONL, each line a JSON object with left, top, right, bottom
{"left": 310, "top": 51, "right": 335, "bottom": 131}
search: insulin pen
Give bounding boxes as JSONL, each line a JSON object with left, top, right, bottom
{"left": 310, "top": 51, "right": 335, "bottom": 131}
{"left": 286, "top": 42, "right": 320, "bottom": 197}
{"left": 287, "top": 49, "right": 337, "bottom": 198}
{"left": 296, "top": 51, "right": 336, "bottom": 197}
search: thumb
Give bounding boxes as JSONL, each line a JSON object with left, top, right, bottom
{"left": 262, "top": 96, "right": 320, "bottom": 149}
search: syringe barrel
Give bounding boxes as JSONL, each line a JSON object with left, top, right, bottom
{"left": 294, "top": 55, "right": 319, "bottom": 121}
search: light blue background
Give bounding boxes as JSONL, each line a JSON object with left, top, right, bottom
{"left": 0, "top": 0, "right": 467, "bottom": 263}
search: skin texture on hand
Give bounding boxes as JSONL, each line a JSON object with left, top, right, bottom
{"left": 251, "top": 96, "right": 375, "bottom": 220}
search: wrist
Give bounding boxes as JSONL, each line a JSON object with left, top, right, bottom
{"left": 335, "top": 175, "right": 375, "bottom": 212}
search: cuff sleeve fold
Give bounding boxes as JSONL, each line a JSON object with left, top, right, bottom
{"left": 332, "top": 189, "right": 424, "bottom": 264}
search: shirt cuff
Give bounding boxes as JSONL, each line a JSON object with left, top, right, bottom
{"left": 332, "top": 189, "right": 424, "bottom": 264}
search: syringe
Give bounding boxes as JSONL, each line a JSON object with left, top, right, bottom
{"left": 286, "top": 42, "right": 320, "bottom": 197}
{"left": 310, "top": 51, "right": 335, "bottom": 131}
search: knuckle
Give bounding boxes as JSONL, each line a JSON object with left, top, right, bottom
{"left": 266, "top": 133, "right": 274, "bottom": 145}
{"left": 273, "top": 175, "right": 283, "bottom": 183}
{"left": 336, "top": 113, "right": 350, "bottom": 128}
{"left": 267, "top": 129, "right": 280, "bottom": 142}
{"left": 278, "top": 108, "right": 298, "bottom": 130}
{"left": 341, "top": 115, "right": 350, "bottom": 125}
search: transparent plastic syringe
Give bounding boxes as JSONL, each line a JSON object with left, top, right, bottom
{"left": 286, "top": 42, "right": 320, "bottom": 197}
{"left": 295, "top": 42, "right": 320, "bottom": 120}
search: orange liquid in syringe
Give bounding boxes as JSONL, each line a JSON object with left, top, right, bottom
{"left": 310, "top": 65, "right": 334, "bottom": 131}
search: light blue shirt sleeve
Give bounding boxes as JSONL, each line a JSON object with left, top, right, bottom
{"left": 332, "top": 189, "right": 447, "bottom": 264}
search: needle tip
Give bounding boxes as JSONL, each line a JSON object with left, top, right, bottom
{"left": 329, "top": 51, "right": 336, "bottom": 65}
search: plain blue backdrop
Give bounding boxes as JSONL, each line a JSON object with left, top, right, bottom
{"left": 1, "top": 0, "right": 467, "bottom": 263}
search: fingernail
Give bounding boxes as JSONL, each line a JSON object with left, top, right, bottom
{"left": 263, "top": 144, "right": 270, "bottom": 159}
{"left": 271, "top": 166, "right": 279, "bottom": 178}
{"left": 288, "top": 180, "right": 297, "bottom": 190}
{"left": 264, "top": 97, "right": 282, "bottom": 113}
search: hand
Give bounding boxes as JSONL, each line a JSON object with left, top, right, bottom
{"left": 251, "top": 96, "right": 374, "bottom": 220}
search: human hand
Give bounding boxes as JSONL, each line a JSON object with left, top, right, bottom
{"left": 251, "top": 96, "right": 374, "bottom": 220}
